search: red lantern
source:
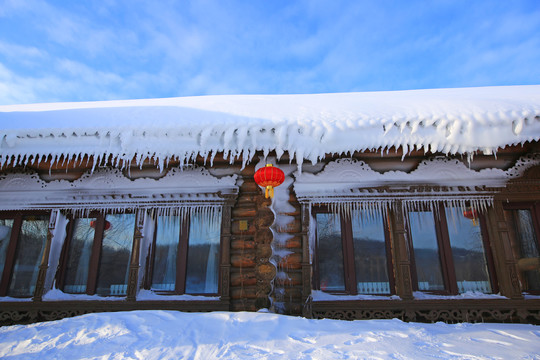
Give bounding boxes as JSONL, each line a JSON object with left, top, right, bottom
{"left": 90, "top": 219, "right": 112, "bottom": 230}
{"left": 254, "top": 164, "right": 285, "bottom": 199}
{"left": 463, "top": 208, "right": 479, "bottom": 226}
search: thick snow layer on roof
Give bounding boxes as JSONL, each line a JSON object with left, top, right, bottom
{"left": 1, "top": 85, "right": 539, "bottom": 169}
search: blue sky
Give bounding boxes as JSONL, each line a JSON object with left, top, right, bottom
{"left": 0, "top": 0, "right": 539, "bottom": 105}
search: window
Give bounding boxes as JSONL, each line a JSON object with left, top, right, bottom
{"left": 0, "top": 212, "right": 50, "bottom": 297}
{"left": 504, "top": 203, "right": 540, "bottom": 294}
{"left": 147, "top": 210, "right": 222, "bottom": 295}
{"left": 407, "top": 205, "right": 495, "bottom": 294}
{"left": 58, "top": 213, "right": 136, "bottom": 296}
{"left": 314, "top": 208, "right": 394, "bottom": 295}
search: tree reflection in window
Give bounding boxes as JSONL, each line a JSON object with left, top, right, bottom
{"left": 407, "top": 206, "right": 493, "bottom": 294}
{"left": 315, "top": 209, "right": 393, "bottom": 295}
{"left": 408, "top": 211, "right": 445, "bottom": 291}
{"left": 0, "top": 214, "right": 49, "bottom": 297}
{"left": 61, "top": 213, "right": 135, "bottom": 296}
{"left": 316, "top": 213, "right": 345, "bottom": 292}
{"left": 505, "top": 205, "right": 540, "bottom": 293}
{"left": 150, "top": 209, "right": 222, "bottom": 295}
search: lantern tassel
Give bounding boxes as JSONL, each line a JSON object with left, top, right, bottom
{"left": 265, "top": 185, "right": 274, "bottom": 198}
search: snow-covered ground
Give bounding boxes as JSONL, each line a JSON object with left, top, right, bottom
{"left": 0, "top": 310, "right": 539, "bottom": 359}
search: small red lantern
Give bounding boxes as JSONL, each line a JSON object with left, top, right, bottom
{"left": 90, "top": 219, "right": 112, "bottom": 230}
{"left": 463, "top": 208, "right": 479, "bottom": 226}
{"left": 254, "top": 164, "right": 285, "bottom": 199}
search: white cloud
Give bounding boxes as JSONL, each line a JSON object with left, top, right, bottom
{"left": 0, "top": 0, "right": 539, "bottom": 103}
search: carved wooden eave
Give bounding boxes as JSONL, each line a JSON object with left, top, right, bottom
{"left": 497, "top": 162, "right": 540, "bottom": 202}
{"left": 293, "top": 154, "right": 540, "bottom": 211}
{"left": 0, "top": 165, "right": 239, "bottom": 211}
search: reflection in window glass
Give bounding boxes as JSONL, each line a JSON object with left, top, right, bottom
{"left": 185, "top": 212, "right": 221, "bottom": 294}
{"left": 512, "top": 209, "right": 540, "bottom": 291}
{"left": 152, "top": 216, "right": 181, "bottom": 291}
{"left": 63, "top": 218, "right": 96, "bottom": 294}
{"left": 316, "top": 213, "right": 345, "bottom": 291}
{"left": 409, "top": 211, "right": 445, "bottom": 291}
{"left": 8, "top": 215, "right": 49, "bottom": 297}
{"left": 445, "top": 207, "right": 492, "bottom": 293}
{"left": 352, "top": 211, "right": 390, "bottom": 294}
{"left": 96, "top": 214, "right": 135, "bottom": 296}
{"left": 0, "top": 219, "right": 14, "bottom": 283}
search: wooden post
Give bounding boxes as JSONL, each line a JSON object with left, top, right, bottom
{"left": 388, "top": 202, "right": 413, "bottom": 300}
{"left": 126, "top": 210, "right": 144, "bottom": 301}
{"left": 220, "top": 203, "right": 232, "bottom": 306}
{"left": 485, "top": 201, "right": 523, "bottom": 299}
{"left": 301, "top": 203, "right": 313, "bottom": 317}
{"left": 33, "top": 210, "right": 59, "bottom": 301}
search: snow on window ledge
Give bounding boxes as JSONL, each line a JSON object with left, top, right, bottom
{"left": 412, "top": 291, "right": 508, "bottom": 300}
{"left": 311, "top": 290, "right": 401, "bottom": 301}
{"left": 136, "top": 289, "right": 219, "bottom": 301}
{"left": 42, "top": 289, "right": 126, "bottom": 301}
{"left": 0, "top": 296, "right": 33, "bottom": 302}
{"left": 311, "top": 290, "right": 511, "bottom": 301}
{"left": 24, "top": 289, "right": 221, "bottom": 302}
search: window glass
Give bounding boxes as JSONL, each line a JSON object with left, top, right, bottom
{"left": 95, "top": 214, "right": 135, "bottom": 296}
{"left": 151, "top": 215, "right": 180, "bottom": 291}
{"left": 512, "top": 209, "right": 540, "bottom": 291}
{"left": 445, "top": 207, "right": 492, "bottom": 293}
{"left": 351, "top": 211, "right": 390, "bottom": 294}
{"left": 7, "top": 215, "right": 49, "bottom": 297}
{"left": 316, "top": 213, "right": 345, "bottom": 291}
{"left": 408, "top": 211, "right": 445, "bottom": 291}
{"left": 63, "top": 218, "right": 96, "bottom": 294}
{"left": 185, "top": 212, "right": 221, "bottom": 294}
{"left": 0, "top": 219, "right": 14, "bottom": 282}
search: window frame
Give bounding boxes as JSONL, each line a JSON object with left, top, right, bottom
{"left": 145, "top": 210, "right": 223, "bottom": 296}
{"left": 406, "top": 204, "right": 498, "bottom": 295}
{"left": 503, "top": 201, "right": 540, "bottom": 294}
{"left": 57, "top": 211, "right": 136, "bottom": 296}
{"left": 312, "top": 206, "right": 395, "bottom": 296}
{"left": 0, "top": 210, "right": 51, "bottom": 297}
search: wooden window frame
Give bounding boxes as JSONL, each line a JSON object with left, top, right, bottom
{"left": 57, "top": 212, "right": 136, "bottom": 296}
{"left": 0, "top": 210, "right": 50, "bottom": 297}
{"left": 406, "top": 204, "right": 498, "bottom": 295}
{"left": 312, "top": 206, "right": 395, "bottom": 296}
{"left": 145, "top": 210, "right": 223, "bottom": 296}
{"left": 503, "top": 201, "right": 540, "bottom": 295}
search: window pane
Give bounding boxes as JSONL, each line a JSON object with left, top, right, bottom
{"left": 7, "top": 215, "right": 49, "bottom": 297}
{"left": 352, "top": 211, "right": 390, "bottom": 294}
{"left": 409, "top": 211, "right": 445, "bottom": 291}
{"left": 96, "top": 214, "right": 135, "bottom": 296}
{"left": 63, "top": 218, "right": 96, "bottom": 294}
{"left": 151, "top": 216, "right": 180, "bottom": 292}
{"left": 185, "top": 212, "right": 221, "bottom": 294}
{"left": 512, "top": 209, "right": 540, "bottom": 291}
{"left": 445, "top": 207, "right": 492, "bottom": 293}
{"left": 316, "top": 213, "right": 345, "bottom": 291}
{"left": 0, "top": 219, "right": 14, "bottom": 283}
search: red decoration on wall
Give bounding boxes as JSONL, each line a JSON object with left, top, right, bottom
{"left": 254, "top": 164, "right": 285, "bottom": 198}
{"left": 90, "top": 219, "right": 112, "bottom": 230}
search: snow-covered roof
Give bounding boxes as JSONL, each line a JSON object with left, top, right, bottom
{"left": 1, "top": 85, "right": 539, "bottom": 169}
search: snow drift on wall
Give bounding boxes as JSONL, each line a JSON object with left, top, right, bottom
{"left": 1, "top": 85, "right": 539, "bottom": 170}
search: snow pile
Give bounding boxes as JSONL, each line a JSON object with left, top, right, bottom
{"left": 1, "top": 86, "right": 539, "bottom": 170}
{"left": 0, "top": 311, "right": 539, "bottom": 359}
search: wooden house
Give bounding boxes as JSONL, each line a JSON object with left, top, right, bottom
{"left": 1, "top": 86, "right": 540, "bottom": 324}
